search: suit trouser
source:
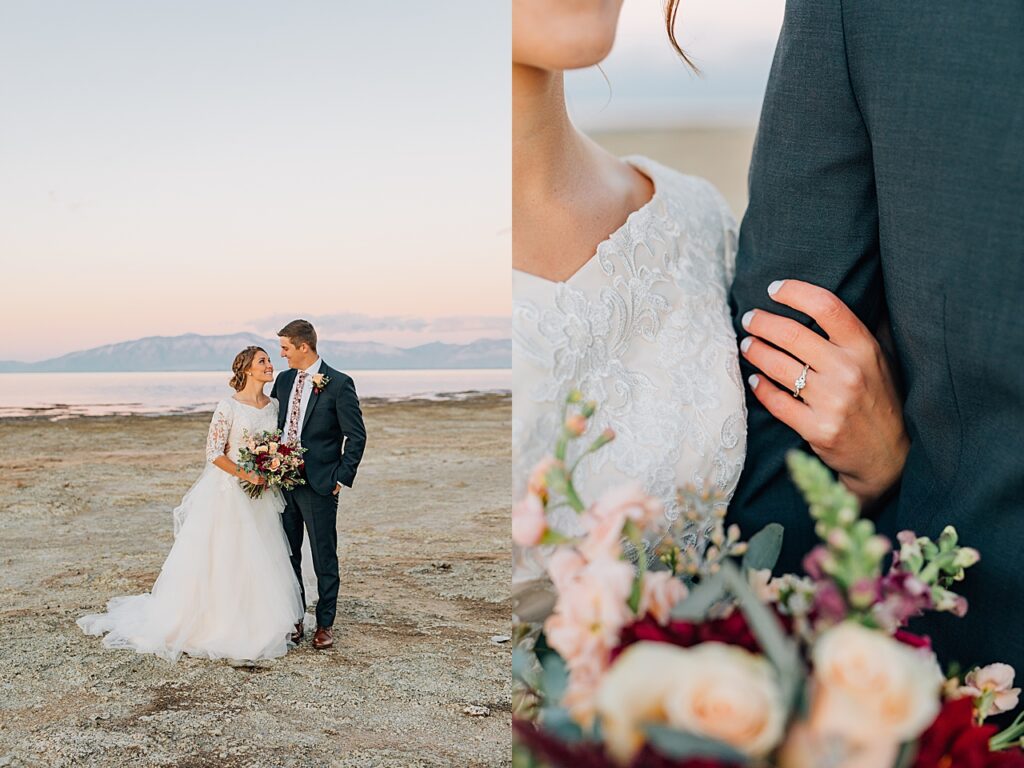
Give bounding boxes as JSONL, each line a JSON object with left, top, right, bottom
{"left": 282, "top": 484, "right": 339, "bottom": 627}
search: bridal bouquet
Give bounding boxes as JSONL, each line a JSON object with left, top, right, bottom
{"left": 512, "top": 391, "right": 1024, "bottom": 768}
{"left": 236, "top": 429, "right": 306, "bottom": 499}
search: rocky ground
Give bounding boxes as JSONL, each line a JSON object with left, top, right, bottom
{"left": 0, "top": 395, "right": 511, "bottom": 767}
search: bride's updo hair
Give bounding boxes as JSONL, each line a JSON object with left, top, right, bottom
{"left": 664, "top": 0, "right": 699, "bottom": 73}
{"left": 229, "top": 346, "right": 266, "bottom": 391}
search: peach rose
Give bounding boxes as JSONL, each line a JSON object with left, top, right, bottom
{"left": 512, "top": 493, "right": 547, "bottom": 547}
{"left": 269, "top": 457, "right": 281, "bottom": 471}
{"left": 595, "top": 641, "right": 785, "bottom": 765}
{"left": 663, "top": 642, "right": 786, "bottom": 758}
{"left": 595, "top": 642, "right": 696, "bottom": 765}
{"left": 777, "top": 720, "right": 899, "bottom": 768}
{"left": 810, "top": 621, "right": 943, "bottom": 745}
{"left": 638, "top": 570, "right": 688, "bottom": 625}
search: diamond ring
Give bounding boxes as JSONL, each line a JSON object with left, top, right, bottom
{"left": 793, "top": 364, "right": 810, "bottom": 399}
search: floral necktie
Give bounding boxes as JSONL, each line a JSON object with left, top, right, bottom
{"left": 285, "top": 371, "right": 309, "bottom": 446}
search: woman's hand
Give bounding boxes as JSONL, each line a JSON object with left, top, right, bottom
{"left": 740, "top": 279, "right": 909, "bottom": 507}
{"left": 241, "top": 470, "right": 266, "bottom": 486}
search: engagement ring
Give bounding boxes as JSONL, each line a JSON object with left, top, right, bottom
{"left": 793, "top": 364, "right": 810, "bottom": 399}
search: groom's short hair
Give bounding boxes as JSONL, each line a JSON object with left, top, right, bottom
{"left": 278, "top": 319, "right": 317, "bottom": 352}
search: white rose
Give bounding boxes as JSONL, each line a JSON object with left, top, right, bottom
{"left": 811, "top": 621, "right": 943, "bottom": 746}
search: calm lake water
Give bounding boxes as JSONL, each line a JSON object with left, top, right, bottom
{"left": 0, "top": 369, "right": 511, "bottom": 419}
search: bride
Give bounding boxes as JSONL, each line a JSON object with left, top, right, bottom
{"left": 512, "top": 1, "right": 908, "bottom": 583}
{"left": 78, "top": 346, "right": 305, "bottom": 662}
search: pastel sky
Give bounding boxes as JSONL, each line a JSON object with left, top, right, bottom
{"left": 567, "top": 0, "right": 785, "bottom": 130}
{"left": 0, "top": 2, "right": 510, "bottom": 362}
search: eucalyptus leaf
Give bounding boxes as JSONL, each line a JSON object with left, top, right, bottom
{"left": 719, "top": 560, "right": 806, "bottom": 712}
{"left": 892, "top": 741, "right": 917, "bottom": 768}
{"left": 644, "top": 723, "right": 748, "bottom": 764}
{"left": 742, "top": 523, "right": 785, "bottom": 573}
{"left": 539, "top": 649, "right": 569, "bottom": 703}
{"left": 539, "top": 706, "right": 586, "bottom": 742}
{"left": 512, "top": 648, "right": 539, "bottom": 688}
{"left": 670, "top": 573, "right": 727, "bottom": 620}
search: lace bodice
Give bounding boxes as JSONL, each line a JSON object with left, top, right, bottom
{"left": 513, "top": 156, "right": 747, "bottom": 568}
{"left": 205, "top": 397, "right": 280, "bottom": 464}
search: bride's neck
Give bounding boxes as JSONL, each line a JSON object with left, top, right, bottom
{"left": 512, "top": 64, "right": 592, "bottom": 205}
{"left": 238, "top": 379, "right": 266, "bottom": 402}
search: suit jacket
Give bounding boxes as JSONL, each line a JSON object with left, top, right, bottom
{"left": 727, "top": 0, "right": 1024, "bottom": 674}
{"left": 271, "top": 361, "right": 367, "bottom": 495}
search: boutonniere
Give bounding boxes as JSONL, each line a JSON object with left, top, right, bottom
{"left": 311, "top": 373, "right": 330, "bottom": 394}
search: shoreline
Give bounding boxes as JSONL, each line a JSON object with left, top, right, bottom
{"left": 0, "top": 389, "right": 511, "bottom": 422}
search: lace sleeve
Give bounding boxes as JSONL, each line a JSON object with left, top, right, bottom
{"left": 205, "top": 399, "right": 232, "bottom": 463}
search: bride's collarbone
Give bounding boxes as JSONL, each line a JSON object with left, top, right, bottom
{"left": 231, "top": 395, "right": 272, "bottom": 410}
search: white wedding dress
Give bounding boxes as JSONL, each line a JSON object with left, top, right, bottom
{"left": 78, "top": 397, "right": 305, "bottom": 662}
{"left": 513, "top": 156, "right": 747, "bottom": 581}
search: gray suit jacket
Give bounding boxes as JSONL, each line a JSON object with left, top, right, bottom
{"left": 728, "top": 0, "right": 1024, "bottom": 673}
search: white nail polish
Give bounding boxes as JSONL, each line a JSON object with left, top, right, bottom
{"left": 748, "top": 374, "right": 760, "bottom": 389}
{"left": 768, "top": 280, "right": 785, "bottom": 296}
{"left": 740, "top": 337, "right": 753, "bottom": 353}
{"left": 742, "top": 310, "right": 755, "bottom": 329}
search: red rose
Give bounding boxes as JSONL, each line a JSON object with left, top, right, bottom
{"left": 913, "top": 698, "right": 1024, "bottom": 768}
{"left": 612, "top": 609, "right": 780, "bottom": 663}
{"left": 894, "top": 629, "right": 932, "bottom": 650}
{"left": 513, "top": 719, "right": 610, "bottom": 768}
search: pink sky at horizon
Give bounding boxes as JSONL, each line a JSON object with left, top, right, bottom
{"left": 0, "top": 2, "right": 510, "bottom": 362}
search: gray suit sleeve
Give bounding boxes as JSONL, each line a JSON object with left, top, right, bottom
{"left": 727, "top": 0, "right": 885, "bottom": 570}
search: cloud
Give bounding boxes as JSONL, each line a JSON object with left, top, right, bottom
{"left": 248, "top": 313, "right": 510, "bottom": 347}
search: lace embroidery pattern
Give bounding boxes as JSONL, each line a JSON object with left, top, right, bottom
{"left": 513, "top": 158, "right": 747, "bottom": 557}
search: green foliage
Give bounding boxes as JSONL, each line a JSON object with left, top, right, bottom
{"left": 742, "top": 523, "right": 785, "bottom": 574}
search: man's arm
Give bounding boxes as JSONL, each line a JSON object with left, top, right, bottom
{"left": 727, "top": 0, "right": 885, "bottom": 571}
{"left": 335, "top": 375, "right": 366, "bottom": 488}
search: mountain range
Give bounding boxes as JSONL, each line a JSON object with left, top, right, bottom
{"left": 0, "top": 333, "right": 511, "bottom": 372}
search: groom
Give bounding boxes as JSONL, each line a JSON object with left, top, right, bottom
{"left": 272, "top": 319, "right": 367, "bottom": 650}
{"left": 728, "top": 2, "right": 1023, "bottom": 674}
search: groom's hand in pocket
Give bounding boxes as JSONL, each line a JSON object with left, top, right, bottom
{"left": 739, "top": 279, "right": 909, "bottom": 508}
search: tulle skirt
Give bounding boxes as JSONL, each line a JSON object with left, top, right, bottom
{"left": 78, "top": 465, "right": 304, "bottom": 662}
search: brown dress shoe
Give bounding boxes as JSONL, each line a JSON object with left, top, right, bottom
{"left": 312, "top": 626, "right": 333, "bottom": 650}
{"left": 291, "top": 621, "right": 304, "bottom": 644}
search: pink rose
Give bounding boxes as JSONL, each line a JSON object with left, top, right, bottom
{"left": 512, "top": 493, "right": 547, "bottom": 547}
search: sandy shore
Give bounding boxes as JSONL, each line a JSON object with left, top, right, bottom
{"left": 590, "top": 126, "right": 758, "bottom": 219}
{"left": 0, "top": 395, "right": 511, "bottom": 767}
